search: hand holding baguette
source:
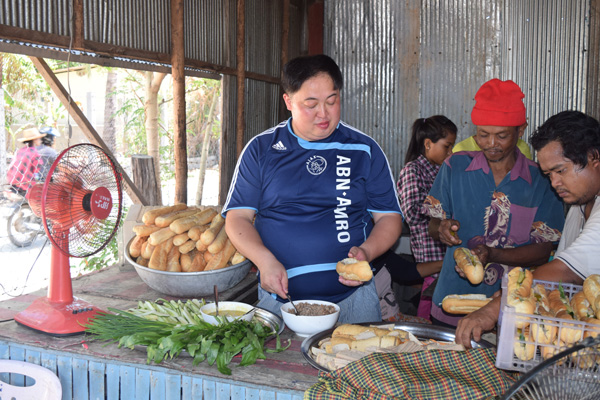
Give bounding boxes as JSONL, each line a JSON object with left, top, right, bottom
{"left": 453, "top": 247, "right": 484, "bottom": 285}
{"left": 336, "top": 258, "right": 373, "bottom": 282}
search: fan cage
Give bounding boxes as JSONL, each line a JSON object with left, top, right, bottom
{"left": 42, "top": 144, "right": 123, "bottom": 258}
{"left": 500, "top": 335, "right": 600, "bottom": 400}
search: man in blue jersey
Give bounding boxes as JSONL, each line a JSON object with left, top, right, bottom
{"left": 223, "top": 55, "right": 403, "bottom": 324}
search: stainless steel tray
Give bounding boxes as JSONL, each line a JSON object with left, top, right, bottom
{"left": 301, "top": 321, "right": 494, "bottom": 373}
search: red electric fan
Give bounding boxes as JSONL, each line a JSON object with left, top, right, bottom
{"left": 15, "top": 143, "right": 123, "bottom": 336}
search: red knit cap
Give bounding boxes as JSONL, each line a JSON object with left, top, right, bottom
{"left": 471, "top": 79, "right": 526, "bottom": 126}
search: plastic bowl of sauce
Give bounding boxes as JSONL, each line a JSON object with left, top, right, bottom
{"left": 200, "top": 301, "right": 256, "bottom": 325}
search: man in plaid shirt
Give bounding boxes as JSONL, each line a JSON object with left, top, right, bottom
{"left": 7, "top": 128, "right": 46, "bottom": 196}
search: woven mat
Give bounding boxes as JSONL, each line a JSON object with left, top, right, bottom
{"left": 304, "top": 348, "right": 518, "bottom": 400}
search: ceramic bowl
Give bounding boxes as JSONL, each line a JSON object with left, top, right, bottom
{"left": 280, "top": 300, "right": 340, "bottom": 337}
{"left": 200, "top": 301, "right": 256, "bottom": 325}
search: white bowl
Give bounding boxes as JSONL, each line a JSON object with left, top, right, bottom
{"left": 200, "top": 301, "right": 256, "bottom": 325}
{"left": 280, "top": 300, "right": 340, "bottom": 337}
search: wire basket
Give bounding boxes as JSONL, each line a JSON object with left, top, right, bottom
{"left": 499, "top": 335, "right": 600, "bottom": 400}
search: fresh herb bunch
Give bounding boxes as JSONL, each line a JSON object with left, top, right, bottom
{"left": 84, "top": 303, "right": 290, "bottom": 375}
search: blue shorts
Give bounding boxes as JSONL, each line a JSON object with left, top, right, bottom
{"left": 256, "top": 280, "right": 381, "bottom": 324}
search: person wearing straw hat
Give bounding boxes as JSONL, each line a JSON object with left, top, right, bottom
{"left": 6, "top": 128, "right": 46, "bottom": 196}
{"left": 36, "top": 126, "right": 61, "bottom": 180}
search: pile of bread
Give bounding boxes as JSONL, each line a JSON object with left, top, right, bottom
{"left": 310, "top": 324, "right": 464, "bottom": 370}
{"left": 128, "top": 204, "right": 245, "bottom": 272}
{"left": 508, "top": 268, "right": 600, "bottom": 364}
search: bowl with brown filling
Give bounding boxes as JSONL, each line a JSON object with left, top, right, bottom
{"left": 280, "top": 300, "right": 340, "bottom": 337}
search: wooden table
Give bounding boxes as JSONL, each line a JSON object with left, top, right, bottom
{"left": 0, "top": 263, "right": 318, "bottom": 400}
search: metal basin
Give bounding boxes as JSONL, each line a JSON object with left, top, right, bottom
{"left": 125, "top": 238, "right": 252, "bottom": 297}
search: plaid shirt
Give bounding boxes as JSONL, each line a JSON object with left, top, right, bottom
{"left": 7, "top": 146, "right": 42, "bottom": 193}
{"left": 397, "top": 154, "right": 446, "bottom": 262}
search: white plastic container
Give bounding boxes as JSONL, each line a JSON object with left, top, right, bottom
{"left": 496, "top": 274, "right": 600, "bottom": 372}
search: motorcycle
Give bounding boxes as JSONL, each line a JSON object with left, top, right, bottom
{"left": 1, "top": 185, "right": 44, "bottom": 247}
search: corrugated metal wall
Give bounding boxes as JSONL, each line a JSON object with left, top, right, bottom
{"left": 325, "top": 0, "right": 597, "bottom": 178}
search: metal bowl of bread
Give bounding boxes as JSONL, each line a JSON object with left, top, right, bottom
{"left": 125, "top": 205, "right": 251, "bottom": 297}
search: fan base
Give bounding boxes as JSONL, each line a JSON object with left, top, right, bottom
{"left": 14, "top": 296, "right": 104, "bottom": 337}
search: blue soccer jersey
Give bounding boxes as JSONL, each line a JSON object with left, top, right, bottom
{"left": 223, "top": 119, "right": 402, "bottom": 303}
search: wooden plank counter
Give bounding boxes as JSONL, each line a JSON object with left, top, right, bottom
{"left": 0, "top": 264, "right": 318, "bottom": 399}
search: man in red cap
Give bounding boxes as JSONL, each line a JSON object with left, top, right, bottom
{"left": 421, "top": 79, "right": 565, "bottom": 327}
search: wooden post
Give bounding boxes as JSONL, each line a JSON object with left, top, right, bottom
{"left": 171, "top": 0, "right": 187, "bottom": 204}
{"left": 236, "top": 0, "right": 246, "bottom": 158}
{"left": 131, "top": 155, "right": 159, "bottom": 205}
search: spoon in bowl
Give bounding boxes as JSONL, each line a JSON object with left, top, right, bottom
{"left": 213, "top": 285, "right": 219, "bottom": 317}
{"left": 286, "top": 293, "right": 300, "bottom": 315}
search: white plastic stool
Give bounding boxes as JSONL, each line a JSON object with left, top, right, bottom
{"left": 0, "top": 360, "right": 62, "bottom": 400}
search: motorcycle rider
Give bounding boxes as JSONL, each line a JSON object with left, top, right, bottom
{"left": 36, "top": 126, "right": 60, "bottom": 180}
{"left": 6, "top": 128, "right": 46, "bottom": 196}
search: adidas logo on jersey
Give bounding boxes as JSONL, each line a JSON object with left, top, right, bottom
{"left": 272, "top": 141, "right": 287, "bottom": 151}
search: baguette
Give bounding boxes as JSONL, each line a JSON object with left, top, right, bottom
{"left": 135, "top": 256, "right": 149, "bottom": 267}
{"left": 453, "top": 247, "right": 484, "bottom": 285}
{"left": 132, "top": 224, "right": 162, "bottom": 237}
{"left": 180, "top": 252, "right": 193, "bottom": 272}
{"left": 200, "top": 214, "right": 225, "bottom": 245}
{"left": 166, "top": 245, "right": 181, "bottom": 272}
{"left": 514, "top": 328, "right": 535, "bottom": 361}
{"left": 155, "top": 208, "right": 199, "bottom": 228}
{"left": 335, "top": 258, "right": 373, "bottom": 282}
{"left": 507, "top": 267, "right": 533, "bottom": 298}
{"left": 205, "top": 239, "right": 237, "bottom": 271}
{"left": 189, "top": 251, "right": 207, "bottom": 272}
{"left": 507, "top": 293, "right": 536, "bottom": 329}
{"left": 173, "top": 232, "right": 190, "bottom": 246}
{"left": 231, "top": 251, "right": 246, "bottom": 265}
{"left": 149, "top": 226, "right": 177, "bottom": 246}
{"left": 141, "top": 242, "right": 155, "bottom": 260}
{"left": 142, "top": 204, "right": 187, "bottom": 225}
{"left": 169, "top": 208, "right": 217, "bottom": 234}
{"left": 207, "top": 225, "right": 228, "bottom": 254}
{"left": 178, "top": 239, "right": 197, "bottom": 254}
{"left": 332, "top": 324, "right": 394, "bottom": 338}
{"left": 441, "top": 294, "right": 492, "bottom": 314}
{"left": 188, "top": 224, "right": 209, "bottom": 241}
{"left": 148, "top": 238, "right": 174, "bottom": 271}
{"left": 129, "top": 235, "right": 146, "bottom": 258}
{"left": 583, "top": 274, "right": 600, "bottom": 318}
{"left": 532, "top": 283, "right": 552, "bottom": 317}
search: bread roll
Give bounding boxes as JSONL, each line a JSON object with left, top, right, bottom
{"left": 148, "top": 226, "right": 177, "bottom": 246}
{"left": 507, "top": 293, "right": 535, "bottom": 329}
{"left": 132, "top": 224, "right": 162, "bottom": 237}
{"left": 453, "top": 247, "right": 484, "bottom": 285}
{"left": 189, "top": 251, "right": 207, "bottom": 272}
{"left": 180, "top": 252, "right": 193, "bottom": 272}
{"left": 507, "top": 267, "right": 533, "bottom": 298}
{"left": 170, "top": 208, "right": 217, "bottom": 234}
{"left": 583, "top": 274, "right": 600, "bottom": 318}
{"left": 332, "top": 324, "right": 393, "bottom": 338}
{"left": 207, "top": 225, "right": 228, "bottom": 254}
{"left": 205, "top": 239, "right": 237, "bottom": 271}
{"left": 441, "top": 294, "right": 492, "bottom": 314}
{"left": 178, "top": 239, "right": 197, "bottom": 254}
{"left": 142, "top": 204, "right": 187, "bottom": 225}
{"left": 141, "top": 242, "right": 155, "bottom": 260}
{"left": 335, "top": 258, "right": 373, "bottom": 282}
{"left": 529, "top": 320, "right": 557, "bottom": 345}
{"left": 533, "top": 284, "right": 552, "bottom": 316}
{"left": 155, "top": 208, "right": 199, "bottom": 228}
{"left": 166, "top": 245, "right": 181, "bottom": 272}
{"left": 231, "top": 251, "right": 246, "bottom": 265}
{"left": 173, "top": 232, "right": 190, "bottom": 246}
{"left": 188, "top": 224, "right": 209, "bottom": 241}
{"left": 571, "top": 291, "right": 595, "bottom": 320}
{"left": 514, "top": 328, "right": 535, "bottom": 361}
{"left": 135, "top": 256, "right": 149, "bottom": 267}
{"left": 200, "top": 214, "right": 225, "bottom": 245}
{"left": 148, "top": 238, "right": 174, "bottom": 271}
{"left": 129, "top": 235, "right": 146, "bottom": 258}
